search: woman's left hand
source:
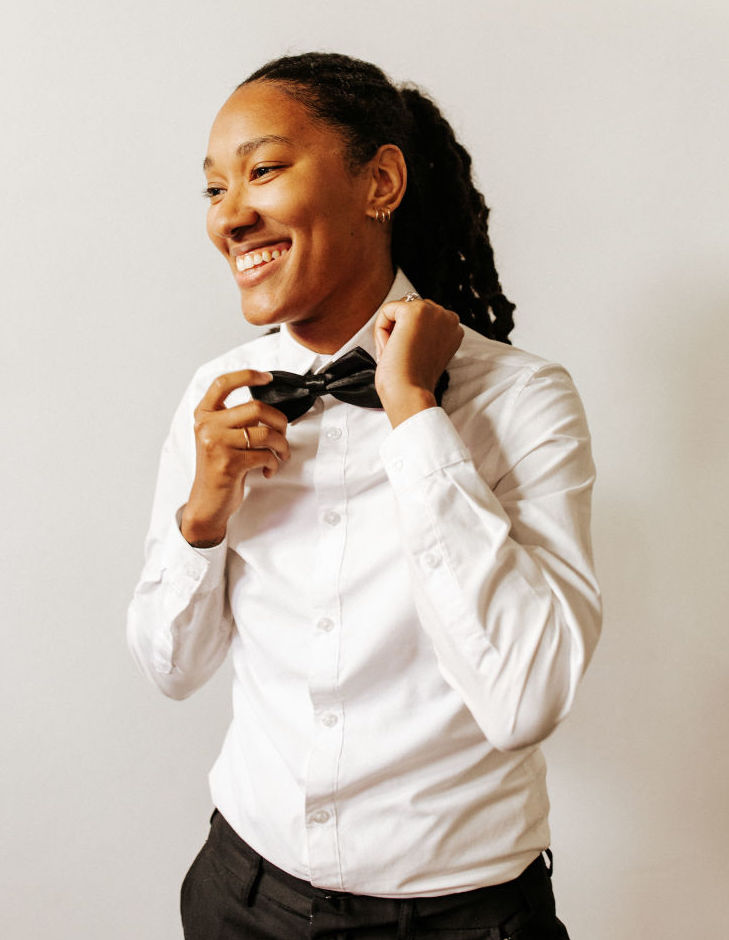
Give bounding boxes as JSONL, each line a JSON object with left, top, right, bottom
{"left": 373, "top": 296, "right": 464, "bottom": 427}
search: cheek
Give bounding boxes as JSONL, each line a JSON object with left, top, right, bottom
{"left": 306, "top": 192, "right": 368, "bottom": 247}
{"left": 206, "top": 212, "right": 226, "bottom": 253}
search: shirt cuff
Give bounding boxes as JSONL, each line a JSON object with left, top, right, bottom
{"left": 379, "top": 407, "right": 470, "bottom": 487}
{"left": 158, "top": 507, "right": 229, "bottom": 594}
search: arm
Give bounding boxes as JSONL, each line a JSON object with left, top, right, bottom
{"left": 380, "top": 367, "right": 601, "bottom": 751}
{"left": 374, "top": 299, "right": 601, "bottom": 751}
{"left": 127, "top": 369, "right": 289, "bottom": 700}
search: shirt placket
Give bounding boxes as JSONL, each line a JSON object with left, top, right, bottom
{"left": 304, "top": 399, "right": 349, "bottom": 889}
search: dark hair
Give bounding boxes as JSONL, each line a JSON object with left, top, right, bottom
{"left": 241, "top": 52, "right": 515, "bottom": 344}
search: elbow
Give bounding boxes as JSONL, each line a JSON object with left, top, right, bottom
{"left": 127, "top": 635, "right": 201, "bottom": 701}
{"left": 485, "top": 712, "right": 561, "bottom": 753}
{"left": 140, "top": 657, "right": 207, "bottom": 700}
{"left": 490, "top": 602, "right": 601, "bottom": 752}
{"left": 153, "top": 671, "right": 198, "bottom": 701}
{"left": 475, "top": 675, "right": 569, "bottom": 753}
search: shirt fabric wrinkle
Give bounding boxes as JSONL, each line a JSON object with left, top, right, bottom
{"left": 127, "top": 268, "right": 601, "bottom": 897}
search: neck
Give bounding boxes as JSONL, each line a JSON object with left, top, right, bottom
{"left": 286, "top": 263, "right": 396, "bottom": 355}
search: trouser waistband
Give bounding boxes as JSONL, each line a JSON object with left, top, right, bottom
{"left": 206, "top": 809, "right": 550, "bottom": 922}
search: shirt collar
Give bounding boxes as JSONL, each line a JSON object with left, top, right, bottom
{"left": 276, "top": 269, "right": 416, "bottom": 374}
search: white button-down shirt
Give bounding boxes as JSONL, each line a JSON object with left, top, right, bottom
{"left": 127, "top": 270, "right": 601, "bottom": 897}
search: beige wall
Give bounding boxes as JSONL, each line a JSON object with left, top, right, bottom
{"left": 2, "top": 1, "right": 727, "bottom": 936}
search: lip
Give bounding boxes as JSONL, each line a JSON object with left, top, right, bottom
{"left": 231, "top": 238, "right": 292, "bottom": 260}
{"left": 232, "top": 239, "right": 291, "bottom": 287}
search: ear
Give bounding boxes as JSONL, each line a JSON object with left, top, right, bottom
{"left": 365, "top": 144, "right": 407, "bottom": 221}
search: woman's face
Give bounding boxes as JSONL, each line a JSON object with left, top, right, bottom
{"left": 204, "top": 81, "right": 383, "bottom": 342}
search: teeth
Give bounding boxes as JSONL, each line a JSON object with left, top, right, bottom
{"left": 235, "top": 247, "right": 288, "bottom": 272}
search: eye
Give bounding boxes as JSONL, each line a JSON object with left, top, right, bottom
{"left": 250, "top": 164, "right": 285, "bottom": 181}
{"left": 202, "top": 186, "right": 225, "bottom": 202}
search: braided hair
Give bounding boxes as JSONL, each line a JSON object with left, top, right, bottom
{"left": 241, "top": 52, "right": 515, "bottom": 344}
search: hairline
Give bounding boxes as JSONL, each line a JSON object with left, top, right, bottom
{"left": 237, "top": 77, "right": 381, "bottom": 172}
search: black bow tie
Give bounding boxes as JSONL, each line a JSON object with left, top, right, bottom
{"left": 250, "top": 346, "right": 448, "bottom": 422}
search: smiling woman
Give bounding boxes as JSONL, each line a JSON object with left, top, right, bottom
{"left": 127, "top": 51, "right": 599, "bottom": 940}
{"left": 201, "top": 79, "right": 402, "bottom": 350}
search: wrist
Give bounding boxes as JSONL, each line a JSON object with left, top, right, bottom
{"left": 180, "top": 505, "right": 227, "bottom": 548}
{"left": 379, "top": 386, "right": 437, "bottom": 429}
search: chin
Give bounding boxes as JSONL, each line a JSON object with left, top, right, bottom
{"left": 238, "top": 295, "right": 285, "bottom": 328}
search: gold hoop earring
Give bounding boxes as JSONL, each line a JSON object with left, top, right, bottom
{"left": 372, "top": 207, "right": 391, "bottom": 224}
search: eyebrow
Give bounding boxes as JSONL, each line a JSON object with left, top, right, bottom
{"left": 203, "top": 134, "right": 293, "bottom": 170}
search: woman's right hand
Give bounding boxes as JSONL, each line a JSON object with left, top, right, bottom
{"left": 180, "top": 370, "right": 290, "bottom": 547}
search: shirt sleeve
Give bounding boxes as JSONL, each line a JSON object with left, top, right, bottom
{"left": 126, "top": 380, "right": 234, "bottom": 699}
{"left": 379, "top": 363, "right": 602, "bottom": 751}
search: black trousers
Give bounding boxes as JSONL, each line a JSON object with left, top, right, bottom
{"left": 181, "top": 811, "right": 570, "bottom": 939}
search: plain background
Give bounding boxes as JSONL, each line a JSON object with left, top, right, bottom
{"left": 2, "top": 1, "right": 727, "bottom": 937}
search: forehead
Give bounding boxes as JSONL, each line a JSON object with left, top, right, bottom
{"left": 207, "top": 82, "right": 343, "bottom": 157}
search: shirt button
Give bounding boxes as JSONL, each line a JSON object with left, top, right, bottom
{"left": 423, "top": 552, "right": 442, "bottom": 569}
{"left": 317, "top": 617, "right": 334, "bottom": 633}
{"left": 310, "top": 810, "right": 330, "bottom": 825}
{"left": 325, "top": 427, "right": 342, "bottom": 440}
{"left": 321, "top": 713, "right": 338, "bottom": 727}
{"left": 323, "top": 510, "right": 341, "bottom": 526}
{"left": 390, "top": 458, "right": 404, "bottom": 472}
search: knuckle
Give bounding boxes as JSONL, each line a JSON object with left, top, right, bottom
{"left": 211, "top": 375, "right": 229, "bottom": 398}
{"left": 198, "top": 431, "right": 217, "bottom": 453}
{"left": 214, "top": 451, "right": 239, "bottom": 475}
{"left": 194, "top": 411, "right": 212, "bottom": 434}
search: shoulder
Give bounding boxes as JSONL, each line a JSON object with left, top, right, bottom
{"left": 445, "top": 327, "right": 590, "bottom": 463}
{"left": 452, "top": 325, "right": 548, "bottom": 376}
{"left": 447, "top": 325, "right": 576, "bottom": 409}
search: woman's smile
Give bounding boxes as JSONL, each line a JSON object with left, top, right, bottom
{"left": 202, "top": 81, "right": 394, "bottom": 351}
{"left": 233, "top": 242, "right": 291, "bottom": 274}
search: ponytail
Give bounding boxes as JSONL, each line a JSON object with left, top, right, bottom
{"left": 395, "top": 87, "right": 515, "bottom": 343}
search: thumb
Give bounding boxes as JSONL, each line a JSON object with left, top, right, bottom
{"left": 245, "top": 371, "right": 274, "bottom": 387}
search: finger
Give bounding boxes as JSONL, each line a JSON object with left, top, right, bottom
{"left": 199, "top": 370, "right": 274, "bottom": 411}
{"left": 223, "top": 426, "right": 290, "bottom": 461}
{"left": 374, "top": 301, "right": 423, "bottom": 358}
{"left": 373, "top": 309, "right": 396, "bottom": 358}
{"left": 218, "top": 442, "right": 280, "bottom": 476}
{"left": 246, "top": 447, "right": 280, "bottom": 478}
{"left": 377, "top": 300, "right": 402, "bottom": 326}
{"left": 223, "top": 400, "right": 289, "bottom": 435}
{"left": 380, "top": 296, "right": 433, "bottom": 319}
{"left": 375, "top": 298, "right": 434, "bottom": 339}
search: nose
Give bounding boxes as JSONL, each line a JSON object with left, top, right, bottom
{"left": 211, "top": 187, "right": 260, "bottom": 240}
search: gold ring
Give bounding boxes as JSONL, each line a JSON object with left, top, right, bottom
{"left": 242, "top": 427, "right": 251, "bottom": 449}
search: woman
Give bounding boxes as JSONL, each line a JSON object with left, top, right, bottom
{"left": 128, "top": 52, "right": 600, "bottom": 939}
